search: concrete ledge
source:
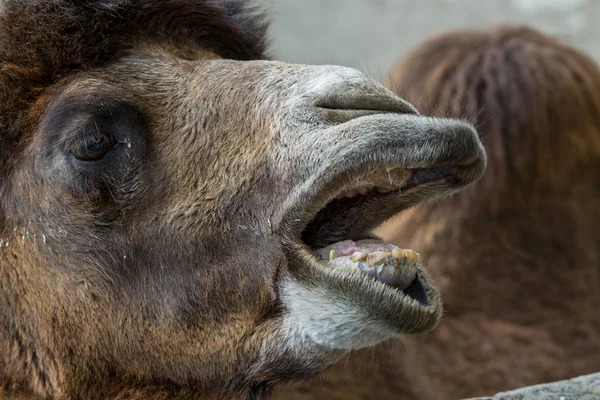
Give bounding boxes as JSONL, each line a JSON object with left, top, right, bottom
{"left": 467, "top": 373, "right": 600, "bottom": 400}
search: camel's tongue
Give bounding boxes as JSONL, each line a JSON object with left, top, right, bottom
{"left": 314, "top": 240, "right": 420, "bottom": 290}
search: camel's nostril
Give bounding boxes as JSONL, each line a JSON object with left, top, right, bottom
{"left": 306, "top": 66, "right": 420, "bottom": 117}
{"left": 314, "top": 95, "right": 420, "bottom": 125}
{"left": 315, "top": 94, "right": 419, "bottom": 116}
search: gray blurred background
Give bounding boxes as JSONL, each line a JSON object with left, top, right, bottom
{"left": 266, "top": 0, "right": 600, "bottom": 81}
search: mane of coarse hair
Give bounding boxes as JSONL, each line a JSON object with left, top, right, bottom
{"left": 386, "top": 25, "right": 600, "bottom": 208}
{"left": 0, "top": 0, "right": 269, "bottom": 179}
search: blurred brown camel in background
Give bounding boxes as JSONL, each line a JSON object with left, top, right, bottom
{"left": 273, "top": 25, "right": 600, "bottom": 400}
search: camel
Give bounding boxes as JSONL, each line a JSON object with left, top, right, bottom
{"left": 273, "top": 25, "right": 600, "bottom": 400}
{"left": 0, "top": 1, "right": 486, "bottom": 398}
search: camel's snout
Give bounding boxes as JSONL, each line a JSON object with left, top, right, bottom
{"left": 269, "top": 62, "right": 487, "bottom": 209}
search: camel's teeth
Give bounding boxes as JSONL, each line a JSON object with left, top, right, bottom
{"left": 392, "top": 249, "right": 420, "bottom": 263}
{"left": 367, "top": 251, "right": 392, "bottom": 266}
{"left": 349, "top": 251, "right": 367, "bottom": 263}
{"left": 329, "top": 249, "right": 337, "bottom": 260}
{"left": 405, "top": 249, "right": 420, "bottom": 263}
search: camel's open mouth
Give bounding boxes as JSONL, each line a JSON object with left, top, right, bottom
{"left": 298, "top": 165, "right": 453, "bottom": 306}
{"left": 311, "top": 240, "right": 429, "bottom": 305}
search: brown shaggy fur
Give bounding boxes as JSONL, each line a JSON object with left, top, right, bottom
{"left": 273, "top": 26, "right": 600, "bottom": 399}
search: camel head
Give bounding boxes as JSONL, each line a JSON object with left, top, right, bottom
{"left": 0, "top": 1, "right": 486, "bottom": 398}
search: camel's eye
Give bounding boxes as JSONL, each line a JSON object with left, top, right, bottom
{"left": 72, "top": 134, "right": 114, "bottom": 161}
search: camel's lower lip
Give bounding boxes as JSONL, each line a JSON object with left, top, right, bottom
{"left": 290, "top": 243, "right": 441, "bottom": 335}
{"left": 312, "top": 239, "right": 429, "bottom": 305}
{"left": 314, "top": 239, "right": 428, "bottom": 303}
